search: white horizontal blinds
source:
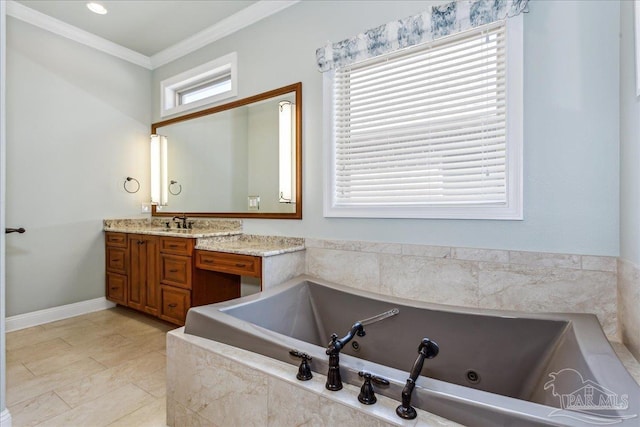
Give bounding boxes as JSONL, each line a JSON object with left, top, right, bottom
{"left": 333, "top": 21, "right": 507, "bottom": 206}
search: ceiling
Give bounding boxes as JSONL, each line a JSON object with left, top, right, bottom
{"left": 15, "top": 0, "right": 260, "bottom": 57}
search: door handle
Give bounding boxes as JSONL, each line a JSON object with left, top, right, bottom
{"left": 5, "top": 227, "right": 25, "bottom": 234}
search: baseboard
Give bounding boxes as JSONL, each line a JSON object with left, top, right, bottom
{"left": 0, "top": 408, "right": 12, "bottom": 427}
{"left": 6, "top": 297, "right": 116, "bottom": 332}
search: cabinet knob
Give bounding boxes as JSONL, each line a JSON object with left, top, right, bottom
{"left": 169, "top": 269, "right": 179, "bottom": 273}
{"left": 168, "top": 303, "right": 178, "bottom": 308}
{"left": 235, "top": 263, "right": 246, "bottom": 268}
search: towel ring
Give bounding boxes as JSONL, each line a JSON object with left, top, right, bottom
{"left": 169, "top": 180, "right": 182, "bottom": 196}
{"left": 123, "top": 177, "right": 140, "bottom": 194}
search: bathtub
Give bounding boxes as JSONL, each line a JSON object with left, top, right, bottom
{"left": 184, "top": 275, "right": 640, "bottom": 426}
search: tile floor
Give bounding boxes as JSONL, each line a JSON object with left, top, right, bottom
{"left": 6, "top": 307, "right": 174, "bottom": 427}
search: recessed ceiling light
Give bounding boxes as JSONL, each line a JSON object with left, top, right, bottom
{"left": 86, "top": 2, "right": 107, "bottom": 15}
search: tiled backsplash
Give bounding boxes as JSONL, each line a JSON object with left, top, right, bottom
{"left": 304, "top": 239, "right": 618, "bottom": 337}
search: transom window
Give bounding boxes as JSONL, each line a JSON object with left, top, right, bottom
{"left": 161, "top": 52, "right": 237, "bottom": 117}
{"left": 324, "top": 18, "right": 522, "bottom": 219}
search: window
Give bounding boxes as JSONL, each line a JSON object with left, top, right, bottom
{"left": 161, "top": 52, "right": 237, "bottom": 117}
{"left": 324, "top": 17, "right": 522, "bottom": 219}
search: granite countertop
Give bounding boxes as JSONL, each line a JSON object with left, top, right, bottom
{"left": 103, "top": 218, "right": 243, "bottom": 238}
{"left": 195, "top": 234, "right": 305, "bottom": 257}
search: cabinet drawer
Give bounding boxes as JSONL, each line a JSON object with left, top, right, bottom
{"left": 159, "top": 286, "right": 190, "bottom": 325}
{"left": 160, "top": 254, "right": 192, "bottom": 289}
{"left": 106, "top": 272, "right": 127, "bottom": 305}
{"left": 105, "top": 232, "right": 128, "bottom": 248}
{"left": 106, "top": 247, "right": 127, "bottom": 274}
{"left": 160, "top": 237, "right": 194, "bottom": 256}
{"left": 195, "top": 251, "right": 261, "bottom": 278}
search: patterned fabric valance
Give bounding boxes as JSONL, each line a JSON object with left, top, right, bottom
{"left": 316, "top": 0, "right": 528, "bottom": 72}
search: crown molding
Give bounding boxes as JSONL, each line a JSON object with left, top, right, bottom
{"left": 149, "top": 0, "right": 300, "bottom": 69}
{"left": 6, "top": 0, "right": 153, "bottom": 69}
{"left": 5, "top": 0, "right": 299, "bottom": 71}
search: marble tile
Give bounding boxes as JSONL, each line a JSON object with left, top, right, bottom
{"left": 305, "top": 247, "right": 381, "bottom": 293}
{"left": 610, "top": 342, "right": 640, "bottom": 386}
{"left": 172, "top": 402, "right": 218, "bottom": 427}
{"left": 582, "top": 255, "right": 617, "bottom": 272}
{"left": 508, "top": 251, "right": 582, "bottom": 269}
{"left": 267, "top": 378, "right": 323, "bottom": 426}
{"left": 7, "top": 391, "right": 70, "bottom": 427}
{"left": 379, "top": 255, "right": 478, "bottom": 307}
{"left": 618, "top": 259, "right": 640, "bottom": 360}
{"left": 401, "top": 244, "right": 451, "bottom": 259}
{"left": 107, "top": 397, "right": 167, "bottom": 427}
{"left": 6, "top": 362, "right": 35, "bottom": 389}
{"left": 318, "top": 400, "right": 394, "bottom": 426}
{"left": 64, "top": 333, "right": 131, "bottom": 354}
{"left": 55, "top": 351, "right": 165, "bottom": 408}
{"left": 23, "top": 348, "right": 93, "bottom": 377}
{"left": 7, "top": 357, "right": 106, "bottom": 406}
{"left": 359, "top": 241, "right": 403, "bottom": 254}
{"left": 479, "top": 263, "right": 617, "bottom": 335}
{"left": 451, "top": 247, "right": 509, "bottom": 263}
{"left": 5, "top": 325, "right": 48, "bottom": 351}
{"left": 133, "top": 367, "right": 167, "bottom": 398}
{"left": 303, "top": 237, "right": 323, "bottom": 248}
{"left": 169, "top": 336, "right": 269, "bottom": 426}
{"left": 36, "top": 383, "right": 155, "bottom": 427}
{"left": 88, "top": 334, "right": 165, "bottom": 368}
{"left": 6, "top": 337, "right": 71, "bottom": 365}
{"left": 262, "top": 250, "right": 306, "bottom": 289}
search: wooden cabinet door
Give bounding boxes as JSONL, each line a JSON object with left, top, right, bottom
{"left": 128, "top": 234, "right": 160, "bottom": 315}
{"left": 143, "top": 236, "right": 160, "bottom": 316}
{"left": 128, "top": 235, "right": 145, "bottom": 311}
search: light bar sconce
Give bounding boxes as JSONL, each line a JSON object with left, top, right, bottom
{"left": 278, "top": 100, "right": 295, "bottom": 203}
{"left": 150, "top": 134, "right": 168, "bottom": 205}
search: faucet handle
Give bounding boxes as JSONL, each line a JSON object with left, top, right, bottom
{"left": 289, "top": 349, "right": 313, "bottom": 381}
{"left": 358, "top": 371, "right": 389, "bottom": 405}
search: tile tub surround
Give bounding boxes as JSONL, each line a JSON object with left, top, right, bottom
{"left": 304, "top": 239, "right": 618, "bottom": 337}
{"left": 618, "top": 258, "right": 640, "bottom": 360}
{"left": 167, "top": 328, "right": 460, "bottom": 427}
{"left": 103, "top": 218, "right": 243, "bottom": 238}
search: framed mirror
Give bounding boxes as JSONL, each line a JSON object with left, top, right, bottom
{"left": 151, "top": 82, "right": 302, "bottom": 219}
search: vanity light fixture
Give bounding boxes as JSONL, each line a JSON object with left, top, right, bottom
{"left": 278, "top": 100, "right": 295, "bottom": 203}
{"left": 86, "top": 2, "right": 108, "bottom": 15}
{"left": 150, "top": 134, "right": 168, "bottom": 206}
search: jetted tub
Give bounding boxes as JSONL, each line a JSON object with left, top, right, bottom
{"left": 185, "top": 275, "right": 640, "bottom": 426}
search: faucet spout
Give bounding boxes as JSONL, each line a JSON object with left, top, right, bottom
{"left": 325, "top": 322, "right": 365, "bottom": 391}
{"left": 396, "top": 338, "right": 439, "bottom": 420}
{"left": 172, "top": 215, "right": 187, "bottom": 229}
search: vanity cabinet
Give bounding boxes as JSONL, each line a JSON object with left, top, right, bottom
{"left": 105, "top": 231, "right": 244, "bottom": 326}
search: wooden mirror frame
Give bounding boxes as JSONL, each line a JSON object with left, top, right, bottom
{"left": 151, "top": 82, "right": 302, "bottom": 219}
